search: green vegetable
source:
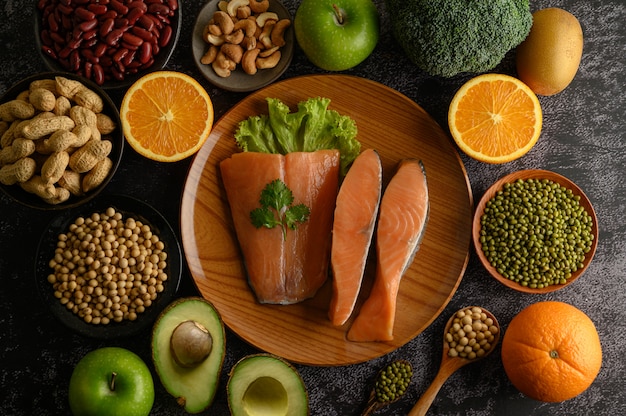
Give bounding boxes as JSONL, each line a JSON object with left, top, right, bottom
{"left": 235, "top": 97, "right": 360, "bottom": 175}
{"left": 385, "top": 0, "right": 533, "bottom": 77}
{"left": 250, "top": 179, "right": 311, "bottom": 240}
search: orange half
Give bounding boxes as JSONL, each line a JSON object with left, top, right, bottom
{"left": 448, "top": 73, "right": 542, "bottom": 164}
{"left": 121, "top": 71, "right": 214, "bottom": 162}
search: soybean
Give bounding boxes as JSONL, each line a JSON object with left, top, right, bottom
{"left": 446, "top": 307, "right": 498, "bottom": 359}
{"left": 47, "top": 206, "right": 168, "bottom": 325}
{"left": 479, "top": 178, "right": 594, "bottom": 289}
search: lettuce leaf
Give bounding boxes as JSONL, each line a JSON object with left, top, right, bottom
{"left": 234, "top": 97, "right": 360, "bottom": 175}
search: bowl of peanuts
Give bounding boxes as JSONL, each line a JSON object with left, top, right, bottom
{"left": 35, "top": 0, "right": 181, "bottom": 89}
{"left": 35, "top": 194, "right": 182, "bottom": 339}
{"left": 0, "top": 72, "right": 124, "bottom": 210}
{"left": 192, "top": 0, "right": 294, "bottom": 92}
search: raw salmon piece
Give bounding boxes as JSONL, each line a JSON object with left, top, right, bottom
{"left": 347, "top": 159, "right": 429, "bottom": 342}
{"left": 328, "top": 149, "right": 383, "bottom": 326}
{"left": 284, "top": 150, "right": 340, "bottom": 302}
{"left": 220, "top": 150, "right": 340, "bottom": 304}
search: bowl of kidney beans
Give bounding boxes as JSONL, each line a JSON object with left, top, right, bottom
{"left": 35, "top": 0, "right": 181, "bottom": 90}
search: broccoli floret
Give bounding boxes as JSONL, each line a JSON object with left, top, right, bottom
{"left": 385, "top": 0, "right": 532, "bottom": 77}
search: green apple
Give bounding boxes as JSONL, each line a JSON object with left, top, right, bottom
{"left": 68, "top": 347, "right": 155, "bottom": 416}
{"left": 294, "top": 0, "right": 380, "bottom": 71}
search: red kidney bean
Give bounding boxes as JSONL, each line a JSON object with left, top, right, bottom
{"left": 88, "top": 4, "right": 108, "bottom": 15}
{"left": 137, "top": 14, "right": 154, "bottom": 31}
{"left": 99, "top": 18, "right": 115, "bottom": 37}
{"left": 70, "top": 50, "right": 81, "bottom": 71}
{"left": 167, "top": 0, "right": 178, "bottom": 12}
{"left": 132, "top": 26, "right": 153, "bottom": 42}
{"left": 159, "top": 25, "right": 172, "bottom": 48}
{"left": 93, "top": 42, "right": 108, "bottom": 58}
{"left": 84, "top": 61, "right": 93, "bottom": 79}
{"left": 75, "top": 7, "right": 96, "bottom": 21}
{"left": 138, "top": 41, "right": 151, "bottom": 64}
{"left": 122, "top": 50, "right": 137, "bottom": 67}
{"left": 127, "top": 7, "right": 145, "bottom": 25}
{"left": 41, "top": 45, "right": 57, "bottom": 60}
{"left": 105, "top": 29, "right": 124, "bottom": 46}
{"left": 57, "top": 4, "right": 73, "bottom": 15}
{"left": 100, "top": 10, "right": 118, "bottom": 20}
{"left": 122, "top": 32, "right": 143, "bottom": 47}
{"left": 109, "top": 0, "right": 129, "bottom": 16}
{"left": 92, "top": 64, "right": 105, "bottom": 85}
{"left": 79, "top": 19, "right": 98, "bottom": 33}
{"left": 128, "top": 1, "right": 148, "bottom": 12}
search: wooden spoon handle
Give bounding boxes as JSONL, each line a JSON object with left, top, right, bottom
{"left": 407, "top": 358, "right": 464, "bottom": 416}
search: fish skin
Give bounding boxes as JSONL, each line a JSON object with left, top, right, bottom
{"left": 220, "top": 150, "right": 340, "bottom": 304}
{"left": 347, "top": 159, "right": 429, "bottom": 342}
{"left": 328, "top": 149, "right": 383, "bottom": 326}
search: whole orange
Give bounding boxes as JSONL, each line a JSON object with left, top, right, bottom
{"left": 501, "top": 301, "right": 602, "bottom": 402}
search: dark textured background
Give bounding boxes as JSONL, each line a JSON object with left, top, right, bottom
{"left": 1, "top": 0, "right": 625, "bottom": 415}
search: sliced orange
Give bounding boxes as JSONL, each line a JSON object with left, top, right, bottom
{"left": 448, "top": 73, "right": 542, "bottom": 164}
{"left": 120, "top": 71, "right": 214, "bottom": 162}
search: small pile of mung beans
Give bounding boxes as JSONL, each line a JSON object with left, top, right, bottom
{"left": 479, "top": 178, "right": 594, "bottom": 289}
{"left": 446, "top": 307, "right": 498, "bottom": 359}
{"left": 374, "top": 360, "right": 413, "bottom": 404}
{"left": 47, "top": 206, "right": 168, "bottom": 325}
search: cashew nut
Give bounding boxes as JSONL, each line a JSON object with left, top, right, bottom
{"left": 213, "top": 11, "right": 234, "bottom": 35}
{"left": 221, "top": 43, "right": 244, "bottom": 64}
{"left": 259, "top": 20, "right": 276, "bottom": 49}
{"left": 249, "top": 0, "right": 269, "bottom": 14}
{"left": 226, "top": 0, "right": 250, "bottom": 17}
{"left": 236, "top": 5, "right": 252, "bottom": 19}
{"left": 256, "top": 50, "right": 281, "bottom": 69}
{"left": 224, "top": 28, "right": 244, "bottom": 45}
{"left": 205, "top": 33, "right": 225, "bottom": 46}
{"left": 241, "top": 49, "right": 260, "bottom": 75}
{"left": 256, "top": 12, "right": 279, "bottom": 27}
{"left": 201, "top": 45, "right": 219, "bottom": 65}
{"left": 271, "top": 19, "right": 291, "bottom": 48}
{"left": 234, "top": 18, "right": 257, "bottom": 38}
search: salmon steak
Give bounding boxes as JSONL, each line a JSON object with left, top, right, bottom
{"left": 328, "top": 149, "right": 383, "bottom": 326}
{"left": 347, "top": 159, "right": 429, "bottom": 342}
{"left": 220, "top": 150, "right": 340, "bottom": 304}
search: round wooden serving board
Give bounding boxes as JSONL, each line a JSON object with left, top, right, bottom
{"left": 180, "top": 75, "right": 473, "bottom": 366}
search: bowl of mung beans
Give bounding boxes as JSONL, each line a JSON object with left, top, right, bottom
{"left": 473, "top": 170, "right": 598, "bottom": 294}
{"left": 35, "top": 194, "right": 182, "bottom": 339}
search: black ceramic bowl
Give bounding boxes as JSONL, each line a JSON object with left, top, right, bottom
{"left": 34, "top": 1, "right": 182, "bottom": 90}
{"left": 35, "top": 194, "right": 182, "bottom": 339}
{"left": 0, "top": 71, "right": 123, "bottom": 210}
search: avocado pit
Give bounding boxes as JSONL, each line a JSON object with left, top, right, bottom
{"left": 170, "top": 320, "right": 213, "bottom": 368}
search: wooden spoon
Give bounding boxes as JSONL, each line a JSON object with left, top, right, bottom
{"left": 408, "top": 306, "right": 500, "bottom": 416}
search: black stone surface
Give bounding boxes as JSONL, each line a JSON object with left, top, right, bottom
{"left": 1, "top": 0, "right": 625, "bottom": 415}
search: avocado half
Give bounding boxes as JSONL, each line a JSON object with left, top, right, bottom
{"left": 227, "top": 354, "right": 309, "bottom": 416}
{"left": 151, "top": 297, "right": 226, "bottom": 414}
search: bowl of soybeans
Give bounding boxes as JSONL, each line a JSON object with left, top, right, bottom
{"left": 0, "top": 72, "right": 123, "bottom": 210}
{"left": 35, "top": 194, "right": 182, "bottom": 339}
{"left": 34, "top": 0, "right": 181, "bottom": 89}
{"left": 473, "top": 169, "right": 598, "bottom": 294}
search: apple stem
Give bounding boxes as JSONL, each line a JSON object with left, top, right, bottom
{"left": 332, "top": 4, "right": 344, "bottom": 25}
{"left": 109, "top": 372, "right": 117, "bottom": 392}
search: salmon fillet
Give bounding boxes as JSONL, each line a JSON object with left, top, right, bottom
{"left": 347, "top": 159, "right": 429, "bottom": 341}
{"left": 220, "top": 150, "right": 340, "bottom": 304}
{"left": 328, "top": 149, "right": 383, "bottom": 326}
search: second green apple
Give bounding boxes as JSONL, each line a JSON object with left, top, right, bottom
{"left": 294, "top": 0, "right": 380, "bottom": 71}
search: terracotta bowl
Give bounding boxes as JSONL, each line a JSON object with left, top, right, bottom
{"left": 472, "top": 169, "right": 598, "bottom": 294}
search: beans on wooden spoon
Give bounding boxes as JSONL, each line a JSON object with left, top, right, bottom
{"left": 361, "top": 359, "right": 413, "bottom": 416}
{"left": 408, "top": 306, "right": 500, "bottom": 416}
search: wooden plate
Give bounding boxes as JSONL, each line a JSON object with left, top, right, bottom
{"left": 180, "top": 75, "right": 473, "bottom": 366}
{"left": 473, "top": 169, "right": 598, "bottom": 294}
